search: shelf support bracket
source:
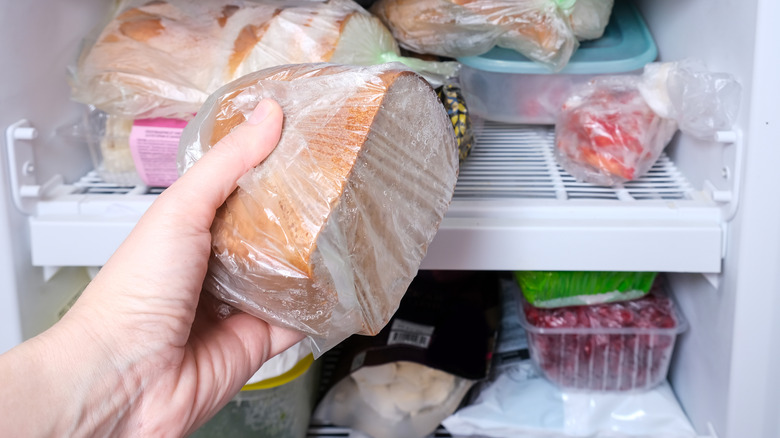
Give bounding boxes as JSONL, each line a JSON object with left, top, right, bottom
{"left": 4, "top": 119, "right": 62, "bottom": 216}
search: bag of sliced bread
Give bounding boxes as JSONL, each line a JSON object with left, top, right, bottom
{"left": 177, "top": 63, "right": 460, "bottom": 355}
{"left": 70, "top": 0, "right": 461, "bottom": 186}
{"left": 70, "top": 0, "right": 458, "bottom": 120}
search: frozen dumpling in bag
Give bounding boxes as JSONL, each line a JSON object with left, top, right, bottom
{"left": 177, "top": 63, "right": 459, "bottom": 355}
{"left": 568, "top": 0, "right": 614, "bottom": 41}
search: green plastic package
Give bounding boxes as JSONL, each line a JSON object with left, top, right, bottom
{"left": 514, "top": 271, "right": 657, "bottom": 308}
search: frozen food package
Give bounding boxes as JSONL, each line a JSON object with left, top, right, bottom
{"left": 520, "top": 282, "right": 687, "bottom": 392}
{"left": 567, "top": 0, "right": 614, "bottom": 41}
{"left": 515, "top": 271, "right": 657, "bottom": 308}
{"left": 177, "top": 63, "right": 460, "bottom": 356}
{"left": 554, "top": 75, "right": 678, "bottom": 186}
{"left": 69, "top": 0, "right": 458, "bottom": 120}
{"left": 313, "top": 271, "right": 500, "bottom": 438}
{"left": 371, "top": 0, "right": 580, "bottom": 71}
{"left": 442, "top": 277, "right": 696, "bottom": 438}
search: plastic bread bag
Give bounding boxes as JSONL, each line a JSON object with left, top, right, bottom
{"left": 238, "top": 0, "right": 461, "bottom": 88}
{"left": 371, "top": 0, "right": 579, "bottom": 72}
{"left": 555, "top": 60, "right": 740, "bottom": 186}
{"left": 555, "top": 75, "right": 678, "bottom": 186}
{"left": 567, "top": 0, "right": 614, "bottom": 41}
{"left": 177, "top": 63, "right": 459, "bottom": 356}
{"left": 69, "top": 0, "right": 459, "bottom": 120}
{"left": 312, "top": 271, "right": 500, "bottom": 438}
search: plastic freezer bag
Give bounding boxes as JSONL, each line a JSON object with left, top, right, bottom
{"left": 69, "top": 0, "right": 458, "bottom": 120}
{"left": 554, "top": 75, "right": 678, "bottom": 186}
{"left": 371, "top": 0, "right": 580, "bottom": 71}
{"left": 555, "top": 60, "right": 740, "bottom": 186}
{"left": 177, "top": 63, "right": 459, "bottom": 356}
{"left": 515, "top": 271, "right": 658, "bottom": 308}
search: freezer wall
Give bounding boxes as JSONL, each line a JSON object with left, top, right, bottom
{"left": 638, "top": 0, "right": 780, "bottom": 437}
{"left": 0, "top": 1, "right": 112, "bottom": 351}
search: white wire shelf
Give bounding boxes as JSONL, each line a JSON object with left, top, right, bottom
{"left": 28, "top": 124, "right": 723, "bottom": 272}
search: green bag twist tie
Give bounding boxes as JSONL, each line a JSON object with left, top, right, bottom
{"left": 555, "top": 0, "right": 577, "bottom": 10}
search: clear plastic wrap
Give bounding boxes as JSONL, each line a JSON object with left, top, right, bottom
{"left": 371, "top": 0, "right": 580, "bottom": 71}
{"left": 639, "top": 59, "right": 742, "bottom": 140}
{"left": 69, "top": 0, "right": 458, "bottom": 120}
{"left": 177, "top": 63, "right": 459, "bottom": 356}
{"left": 555, "top": 75, "right": 678, "bottom": 186}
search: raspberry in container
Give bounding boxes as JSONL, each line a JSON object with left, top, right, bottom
{"left": 517, "top": 281, "right": 687, "bottom": 392}
{"left": 457, "top": 0, "right": 657, "bottom": 125}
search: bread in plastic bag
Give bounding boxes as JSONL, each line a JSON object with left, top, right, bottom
{"left": 555, "top": 75, "right": 678, "bottom": 186}
{"left": 370, "top": 0, "right": 579, "bottom": 71}
{"left": 177, "top": 63, "right": 460, "bottom": 356}
{"left": 69, "top": 0, "right": 458, "bottom": 120}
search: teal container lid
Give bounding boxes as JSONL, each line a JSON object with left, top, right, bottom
{"left": 457, "top": 1, "right": 657, "bottom": 75}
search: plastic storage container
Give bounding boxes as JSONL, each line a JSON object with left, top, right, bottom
{"left": 514, "top": 271, "right": 658, "bottom": 308}
{"left": 457, "top": 1, "right": 657, "bottom": 125}
{"left": 517, "top": 285, "right": 687, "bottom": 392}
{"left": 192, "top": 353, "right": 320, "bottom": 438}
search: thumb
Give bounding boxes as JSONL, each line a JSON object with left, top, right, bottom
{"left": 165, "top": 98, "right": 284, "bottom": 215}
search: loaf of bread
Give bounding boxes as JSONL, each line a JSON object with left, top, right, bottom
{"left": 178, "top": 63, "right": 460, "bottom": 354}
{"left": 371, "top": 0, "right": 579, "bottom": 71}
{"left": 70, "top": 0, "right": 457, "bottom": 120}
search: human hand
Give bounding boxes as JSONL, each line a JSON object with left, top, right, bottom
{"left": 0, "top": 99, "right": 304, "bottom": 437}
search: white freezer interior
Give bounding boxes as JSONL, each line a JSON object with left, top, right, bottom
{"left": 1, "top": 1, "right": 780, "bottom": 437}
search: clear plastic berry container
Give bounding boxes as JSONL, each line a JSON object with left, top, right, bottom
{"left": 517, "top": 284, "right": 687, "bottom": 392}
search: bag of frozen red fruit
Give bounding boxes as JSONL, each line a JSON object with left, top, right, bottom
{"left": 554, "top": 75, "right": 677, "bottom": 186}
{"left": 554, "top": 59, "right": 741, "bottom": 186}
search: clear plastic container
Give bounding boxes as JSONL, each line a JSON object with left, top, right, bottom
{"left": 517, "top": 287, "right": 687, "bottom": 392}
{"left": 458, "top": 1, "right": 657, "bottom": 124}
{"left": 192, "top": 354, "right": 320, "bottom": 438}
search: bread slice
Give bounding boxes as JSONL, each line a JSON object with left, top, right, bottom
{"left": 181, "top": 64, "right": 459, "bottom": 345}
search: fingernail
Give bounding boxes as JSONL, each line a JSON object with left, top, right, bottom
{"left": 247, "top": 99, "right": 273, "bottom": 125}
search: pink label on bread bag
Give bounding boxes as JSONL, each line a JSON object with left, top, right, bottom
{"left": 129, "top": 118, "right": 189, "bottom": 187}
